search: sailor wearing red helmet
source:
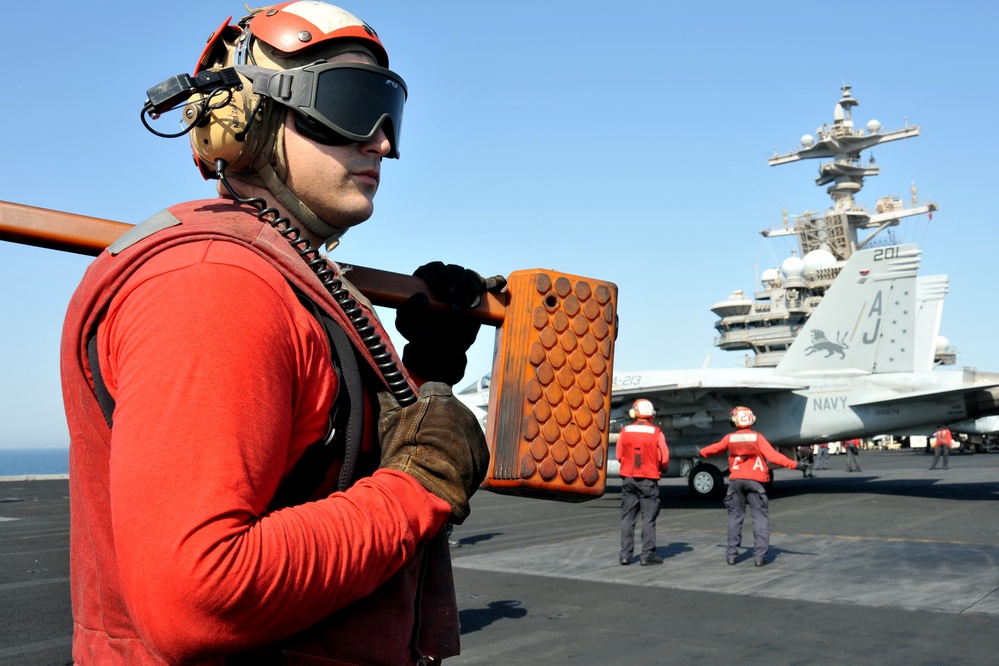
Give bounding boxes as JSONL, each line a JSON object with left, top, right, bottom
{"left": 617, "top": 399, "right": 670, "bottom": 566}
{"left": 698, "top": 406, "right": 803, "bottom": 567}
{"left": 62, "top": 3, "right": 495, "bottom": 663}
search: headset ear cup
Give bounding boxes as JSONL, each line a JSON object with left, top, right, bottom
{"left": 628, "top": 409, "right": 636, "bottom": 420}
{"left": 188, "top": 87, "right": 247, "bottom": 169}
{"left": 188, "top": 75, "right": 269, "bottom": 174}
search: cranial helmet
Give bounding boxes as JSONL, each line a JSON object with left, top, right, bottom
{"left": 730, "top": 406, "right": 756, "bottom": 428}
{"left": 184, "top": 1, "right": 404, "bottom": 240}
{"left": 629, "top": 399, "right": 656, "bottom": 420}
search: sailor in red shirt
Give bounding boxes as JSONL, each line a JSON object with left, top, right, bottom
{"left": 60, "top": 4, "right": 495, "bottom": 664}
{"left": 617, "top": 399, "right": 670, "bottom": 566}
{"left": 930, "top": 428, "right": 953, "bottom": 470}
{"left": 698, "top": 406, "right": 802, "bottom": 567}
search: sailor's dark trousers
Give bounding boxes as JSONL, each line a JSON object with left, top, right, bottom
{"left": 620, "top": 477, "right": 661, "bottom": 561}
{"left": 930, "top": 444, "right": 950, "bottom": 469}
{"left": 724, "top": 479, "right": 771, "bottom": 562}
{"left": 846, "top": 445, "right": 862, "bottom": 472}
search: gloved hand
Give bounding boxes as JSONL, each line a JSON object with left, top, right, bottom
{"left": 395, "top": 262, "right": 506, "bottom": 385}
{"left": 414, "top": 261, "right": 504, "bottom": 311}
{"left": 378, "top": 381, "right": 490, "bottom": 524}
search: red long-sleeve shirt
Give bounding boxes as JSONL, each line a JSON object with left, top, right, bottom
{"left": 699, "top": 428, "right": 797, "bottom": 483}
{"left": 78, "top": 238, "right": 449, "bottom": 662}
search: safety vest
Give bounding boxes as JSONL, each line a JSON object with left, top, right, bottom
{"left": 617, "top": 420, "right": 668, "bottom": 479}
{"left": 61, "top": 199, "right": 458, "bottom": 664}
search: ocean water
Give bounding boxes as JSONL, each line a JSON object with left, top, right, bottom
{"left": 0, "top": 448, "right": 70, "bottom": 476}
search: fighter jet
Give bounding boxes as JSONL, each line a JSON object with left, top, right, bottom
{"left": 607, "top": 242, "right": 999, "bottom": 497}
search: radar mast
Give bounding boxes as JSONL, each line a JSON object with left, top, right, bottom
{"left": 763, "top": 84, "right": 937, "bottom": 261}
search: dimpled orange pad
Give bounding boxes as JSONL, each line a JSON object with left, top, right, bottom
{"left": 482, "top": 270, "right": 618, "bottom": 502}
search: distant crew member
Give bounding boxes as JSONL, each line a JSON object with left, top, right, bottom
{"left": 929, "top": 428, "right": 953, "bottom": 470}
{"left": 796, "top": 445, "right": 815, "bottom": 478}
{"left": 815, "top": 442, "right": 830, "bottom": 470}
{"left": 845, "top": 438, "right": 863, "bottom": 472}
{"left": 617, "top": 399, "right": 670, "bottom": 566}
{"left": 698, "top": 406, "right": 803, "bottom": 567}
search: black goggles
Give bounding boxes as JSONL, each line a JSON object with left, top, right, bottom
{"left": 239, "top": 62, "right": 407, "bottom": 158}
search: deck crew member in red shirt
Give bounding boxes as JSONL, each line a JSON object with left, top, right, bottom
{"left": 60, "top": 3, "right": 495, "bottom": 663}
{"left": 929, "top": 428, "right": 953, "bottom": 470}
{"left": 617, "top": 399, "right": 670, "bottom": 566}
{"left": 698, "top": 406, "right": 802, "bottom": 567}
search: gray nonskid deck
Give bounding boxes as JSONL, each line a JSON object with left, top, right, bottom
{"left": 452, "top": 528, "right": 999, "bottom": 617}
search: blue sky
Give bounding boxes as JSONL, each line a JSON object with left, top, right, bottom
{"left": 1, "top": 1, "right": 996, "bottom": 447}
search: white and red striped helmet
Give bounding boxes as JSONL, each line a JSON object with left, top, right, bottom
{"left": 730, "top": 406, "right": 756, "bottom": 428}
{"left": 629, "top": 399, "right": 656, "bottom": 420}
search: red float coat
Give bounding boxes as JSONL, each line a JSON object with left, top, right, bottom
{"left": 616, "top": 419, "right": 669, "bottom": 479}
{"left": 61, "top": 200, "right": 457, "bottom": 665}
{"left": 935, "top": 429, "right": 953, "bottom": 447}
{"left": 699, "top": 428, "right": 797, "bottom": 483}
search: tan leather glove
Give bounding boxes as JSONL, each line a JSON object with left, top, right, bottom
{"left": 378, "top": 382, "right": 490, "bottom": 524}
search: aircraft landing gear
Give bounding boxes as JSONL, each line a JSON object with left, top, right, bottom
{"left": 688, "top": 464, "right": 724, "bottom": 499}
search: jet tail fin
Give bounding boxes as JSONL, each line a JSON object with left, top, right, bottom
{"left": 775, "top": 244, "right": 920, "bottom": 376}
{"left": 912, "top": 275, "right": 948, "bottom": 371}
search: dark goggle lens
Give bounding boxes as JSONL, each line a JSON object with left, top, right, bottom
{"left": 307, "top": 64, "right": 407, "bottom": 156}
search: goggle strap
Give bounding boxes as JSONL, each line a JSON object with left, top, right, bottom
{"left": 236, "top": 66, "right": 297, "bottom": 104}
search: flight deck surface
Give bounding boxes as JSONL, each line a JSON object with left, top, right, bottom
{"left": 3, "top": 450, "right": 998, "bottom": 665}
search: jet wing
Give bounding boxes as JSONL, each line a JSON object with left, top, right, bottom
{"left": 611, "top": 369, "right": 807, "bottom": 406}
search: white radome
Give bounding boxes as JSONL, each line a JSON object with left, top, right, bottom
{"left": 934, "top": 336, "right": 950, "bottom": 354}
{"left": 781, "top": 255, "right": 805, "bottom": 279}
{"left": 761, "top": 267, "right": 781, "bottom": 287}
{"left": 802, "top": 249, "right": 837, "bottom": 272}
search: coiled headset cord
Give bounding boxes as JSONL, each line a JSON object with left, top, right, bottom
{"left": 216, "top": 158, "right": 417, "bottom": 407}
